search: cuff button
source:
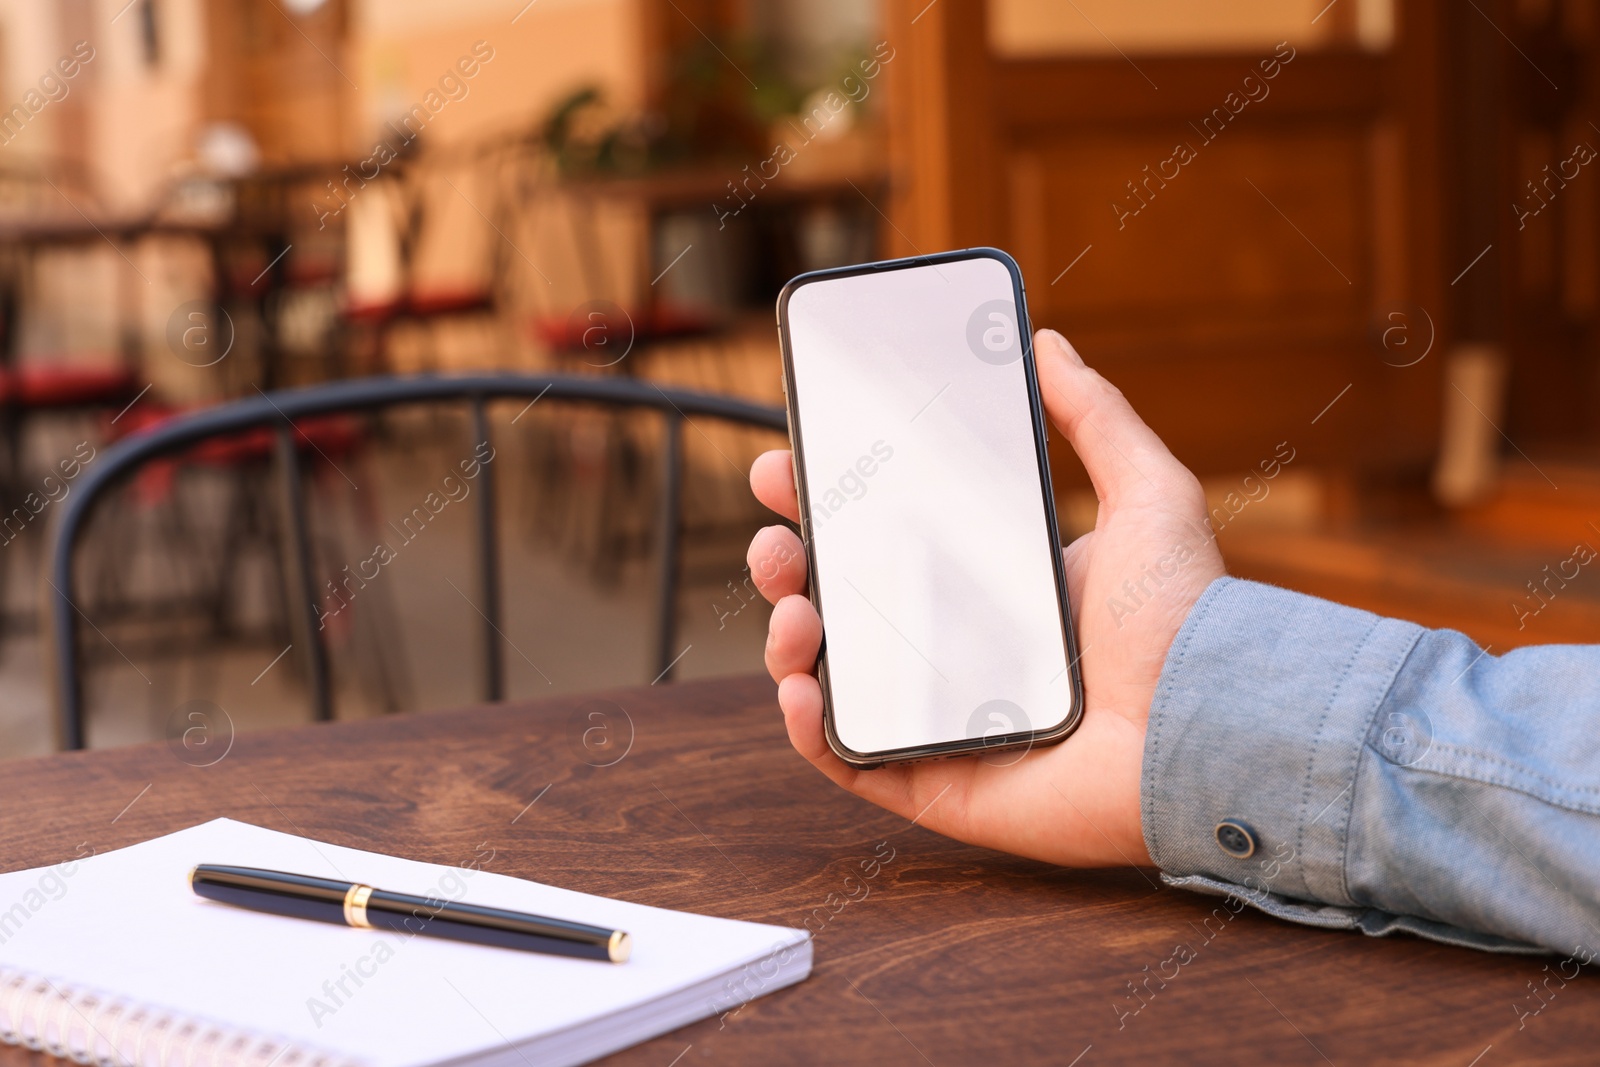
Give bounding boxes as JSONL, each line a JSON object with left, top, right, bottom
{"left": 1215, "top": 820, "right": 1257, "bottom": 859}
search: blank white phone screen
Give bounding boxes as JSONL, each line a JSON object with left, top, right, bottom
{"left": 785, "top": 255, "right": 1073, "bottom": 758}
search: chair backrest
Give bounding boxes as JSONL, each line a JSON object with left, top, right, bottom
{"left": 46, "top": 373, "right": 786, "bottom": 750}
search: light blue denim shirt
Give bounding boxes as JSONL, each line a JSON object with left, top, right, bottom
{"left": 1143, "top": 576, "right": 1600, "bottom": 958}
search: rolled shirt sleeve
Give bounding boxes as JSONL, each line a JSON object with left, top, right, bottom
{"left": 1142, "top": 576, "right": 1600, "bottom": 957}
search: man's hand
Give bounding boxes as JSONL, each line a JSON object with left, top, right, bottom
{"left": 746, "top": 329, "right": 1224, "bottom": 867}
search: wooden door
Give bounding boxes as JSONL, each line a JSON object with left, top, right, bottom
{"left": 877, "top": 0, "right": 1454, "bottom": 494}
{"left": 1494, "top": 0, "right": 1600, "bottom": 449}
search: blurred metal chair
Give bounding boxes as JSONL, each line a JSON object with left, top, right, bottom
{"left": 46, "top": 373, "right": 785, "bottom": 750}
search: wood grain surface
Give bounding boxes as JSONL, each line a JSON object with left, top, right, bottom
{"left": 0, "top": 675, "right": 1591, "bottom": 1066}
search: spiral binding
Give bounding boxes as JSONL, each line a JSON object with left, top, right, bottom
{"left": 0, "top": 968, "right": 363, "bottom": 1067}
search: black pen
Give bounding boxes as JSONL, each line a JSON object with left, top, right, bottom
{"left": 190, "top": 865, "right": 631, "bottom": 963}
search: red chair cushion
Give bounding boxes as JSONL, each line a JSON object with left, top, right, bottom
{"left": 0, "top": 365, "right": 138, "bottom": 409}
{"left": 345, "top": 287, "right": 494, "bottom": 324}
{"left": 109, "top": 402, "right": 367, "bottom": 504}
{"left": 527, "top": 303, "right": 714, "bottom": 355}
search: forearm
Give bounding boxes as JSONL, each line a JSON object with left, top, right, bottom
{"left": 1143, "top": 577, "right": 1600, "bottom": 957}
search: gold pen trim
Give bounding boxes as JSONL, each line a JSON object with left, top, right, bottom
{"left": 608, "top": 930, "right": 632, "bottom": 963}
{"left": 343, "top": 883, "right": 374, "bottom": 928}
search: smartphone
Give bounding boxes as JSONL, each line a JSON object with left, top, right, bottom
{"left": 776, "top": 247, "right": 1083, "bottom": 768}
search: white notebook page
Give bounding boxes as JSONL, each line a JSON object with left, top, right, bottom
{"left": 0, "top": 819, "right": 810, "bottom": 1067}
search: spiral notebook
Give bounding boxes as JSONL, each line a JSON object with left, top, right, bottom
{"left": 0, "top": 819, "right": 811, "bottom": 1067}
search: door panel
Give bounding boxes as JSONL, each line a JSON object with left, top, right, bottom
{"left": 881, "top": 0, "right": 1446, "bottom": 489}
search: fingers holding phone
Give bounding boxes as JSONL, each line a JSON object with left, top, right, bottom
{"left": 747, "top": 250, "right": 1223, "bottom": 868}
{"left": 747, "top": 521, "right": 806, "bottom": 603}
{"left": 749, "top": 450, "right": 800, "bottom": 522}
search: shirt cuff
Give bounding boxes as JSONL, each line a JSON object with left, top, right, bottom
{"left": 1141, "top": 577, "right": 1422, "bottom": 912}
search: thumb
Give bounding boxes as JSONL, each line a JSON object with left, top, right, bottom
{"left": 1033, "top": 329, "right": 1183, "bottom": 507}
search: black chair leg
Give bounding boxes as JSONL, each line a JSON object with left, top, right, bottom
{"left": 653, "top": 413, "right": 683, "bottom": 682}
{"left": 273, "top": 425, "right": 333, "bottom": 721}
{"left": 472, "top": 397, "right": 504, "bottom": 702}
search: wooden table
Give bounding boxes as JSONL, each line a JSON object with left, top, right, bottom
{"left": 3, "top": 675, "right": 1593, "bottom": 1065}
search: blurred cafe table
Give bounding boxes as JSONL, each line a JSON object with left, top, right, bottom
{"left": 553, "top": 154, "right": 886, "bottom": 314}
{"left": 3, "top": 674, "right": 1595, "bottom": 1066}
{"left": 0, "top": 162, "right": 341, "bottom": 395}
